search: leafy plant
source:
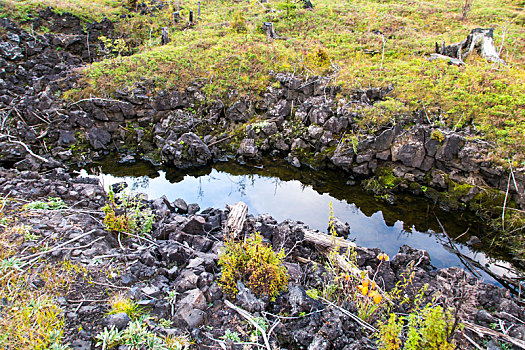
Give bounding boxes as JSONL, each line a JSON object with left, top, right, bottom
{"left": 377, "top": 294, "right": 457, "bottom": 349}
{"left": 95, "top": 326, "right": 122, "bottom": 350}
{"left": 95, "top": 318, "right": 190, "bottom": 350}
{"left": 102, "top": 189, "right": 155, "bottom": 237}
{"left": 23, "top": 197, "right": 67, "bottom": 210}
{"left": 218, "top": 233, "right": 289, "bottom": 300}
{"left": 221, "top": 329, "right": 241, "bottom": 342}
{"left": 108, "top": 294, "right": 143, "bottom": 320}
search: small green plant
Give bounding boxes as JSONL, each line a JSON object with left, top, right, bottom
{"left": 218, "top": 233, "right": 289, "bottom": 300}
{"left": 430, "top": 129, "right": 445, "bottom": 143}
{"left": 23, "top": 197, "right": 67, "bottom": 210}
{"left": 221, "top": 329, "right": 241, "bottom": 342}
{"left": 103, "top": 189, "right": 155, "bottom": 237}
{"left": 377, "top": 300, "right": 457, "bottom": 349}
{"left": 165, "top": 290, "right": 179, "bottom": 316}
{"left": 108, "top": 294, "right": 143, "bottom": 320}
{"left": 95, "top": 326, "right": 122, "bottom": 350}
{"left": 0, "top": 257, "right": 23, "bottom": 273}
{"left": 96, "top": 317, "right": 190, "bottom": 350}
{"left": 99, "top": 35, "right": 128, "bottom": 57}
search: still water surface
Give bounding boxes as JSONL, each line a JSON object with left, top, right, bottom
{"left": 79, "top": 159, "right": 516, "bottom": 285}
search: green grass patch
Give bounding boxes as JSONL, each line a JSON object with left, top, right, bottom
{"left": 0, "top": 0, "right": 124, "bottom": 23}
{"left": 56, "top": 0, "right": 524, "bottom": 160}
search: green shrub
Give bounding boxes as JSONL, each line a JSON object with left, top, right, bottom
{"left": 218, "top": 233, "right": 289, "bottom": 300}
{"left": 377, "top": 304, "right": 456, "bottom": 350}
{"left": 102, "top": 189, "right": 155, "bottom": 237}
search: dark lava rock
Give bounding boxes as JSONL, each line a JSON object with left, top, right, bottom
{"left": 87, "top": 127, "right": 111, "bottom": 150}
{"left": 466, "top": 235, "right": 481, "bottom": 246}
{"left": 181, "top": 216, "right": 206, "bottom": 235}
{"left": 174, "top": 198, "right": 188, "bottom": 213}
{"left": 106, "top": 312, "right": 130, "bottom": 330}
{"left": 187, "top": 203, "right": 200, "bottom": 215}
{"left": 238, "top": 138, "right": 258, "bottom": 158}
{"left": 174, "top": 304, "right": 206, "bottom": 329}
{"left": 236, "top": 281, "right": 266, "bottom": 313}
{"left": 328, "top": 217, "right": 350, "bottom": 237}
{"left": 391, "top": 245, "right": 432, "bottom": 273}
{"left": 161, "top": 132, "right": 212, "bottom": 168}
{"left": 111, "top": 182, "right": 128, "bottom": 194}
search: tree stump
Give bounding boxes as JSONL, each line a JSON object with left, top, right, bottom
{"left": 435, "top": 28, "right": 504, "bottom": 64}
{"left": 161, "top": 27, "right": 170, "bottom": 45}
{"left": 301, "top": 0, "right": 314, "bottom": 9}
{"left": 262, "top": 22, "right": 280, "bottom": 39}
{"left": 225, "top": 202, "right": 248, "bottom": 239}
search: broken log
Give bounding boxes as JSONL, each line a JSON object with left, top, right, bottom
{"left": 428, "top": 53, "right": 465, "bottom": 66}
{"left": 225, "top": 201, "right": 248, "bottom": 239}
{"left": 463, "top": 321, "right": 525, "bottom": 349}
{"left": 435, "top": 28, "right": 504, "bottom": 64}
{"left": 302, "top": 228, "right": 356, "bottom": 251}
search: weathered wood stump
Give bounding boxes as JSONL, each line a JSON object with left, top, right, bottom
{"left": 161, "top": 27, "right": 170, "bottom": 45}
{"left": 263, "top": 22, "right": 280, "bottom": 39}
{"left": 225, "top": 201, "right": 248, "bottom": 239}
{"left": 434, "top": 28, "right": 504, "bottom": 64}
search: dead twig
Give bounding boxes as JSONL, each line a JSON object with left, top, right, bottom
{"left": 0, "top": 133, "right": 49, "bottom": 163}
{"left": 318, "top": 296, "right": 378, "bottom": 333}
{"left": 19, "top": 229, "right": 97, "bottom": 262}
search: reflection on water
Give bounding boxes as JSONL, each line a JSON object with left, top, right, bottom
{"left": 79, "top": 159, "right": 518, "bottom": 285}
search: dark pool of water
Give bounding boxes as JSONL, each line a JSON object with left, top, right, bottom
{"left": 78, "top": 158, "right": 518, "bottom": 285}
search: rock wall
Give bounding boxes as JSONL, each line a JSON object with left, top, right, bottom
{"left": 0, "top": 15, "right": 523, "bottom": 214}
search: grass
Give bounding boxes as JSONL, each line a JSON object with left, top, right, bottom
{"left": 70, "top": 0, "right": 525, "bottom": 161}
{"left": 2, "top": 0, "right": 525, "bottom": 160}
{"left": 0, "top": 201, "right": 87, "bottom": 349}
{"left": 108, "top": 294, "right": 143, "bottom": 320}
{"left": 0, "top": 0, "right": 124, "bottom": 22}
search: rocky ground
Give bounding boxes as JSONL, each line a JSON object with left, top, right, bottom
{"left": 0, "top": 7, "right": 525, "bottom": 350}
{"left": 0, "top": 166, "right": 524, "bottom": 349}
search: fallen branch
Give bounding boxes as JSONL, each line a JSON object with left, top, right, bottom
{"left": 428, "top": 53, "right": 465, "bottom": 66}
{"left": 207, "top": 134, "right": 234, "bottom": 147}
{"left": 463, "top": 321, "right": 525, "bottom": 348}
{"left": 68, "top": 97, "right": 128, "bottom": 108}
{"left": 20, "top": 229, "right": 97, "bottom": 261}
{"left": 0, "top": 133, "right": 50, "bottom": 163}
{"left": 318, "top": 296, "right": 378, "bottom": 333}
{"left": 302, "top": 228, "right": 356, "bottom": 250}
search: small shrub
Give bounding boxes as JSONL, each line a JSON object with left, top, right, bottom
{"left": 430, "top": 129, "right": 445, "bottom": 143}
{"left": 377, "top": 303, "right": 457, "bottom": 349}
{"left": 231, "top": 12, "right": 247, "bottom": 33}
{"left": 102, "top": 189, "right": 155, "bottom": 237}
{"left": 108, "top": 294, "right": 143, "bottom": 320}
{"left": 218, "top": 233, "right": 289, "bottom": 300}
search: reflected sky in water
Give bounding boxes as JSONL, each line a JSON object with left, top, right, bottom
{"left": 82, "top": 167, "right": 516, "bottom": 285}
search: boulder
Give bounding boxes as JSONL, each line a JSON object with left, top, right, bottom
{"left": 238, "top": 138, "right": 258, "bottom": 158}
{"left": 161, "top": 132, "right": 212, "bottom": 168}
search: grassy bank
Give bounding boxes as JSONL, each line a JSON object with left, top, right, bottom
{"left": 2, "top": 0, "right": 525, "bottom": 161}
